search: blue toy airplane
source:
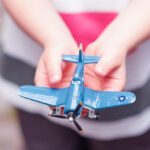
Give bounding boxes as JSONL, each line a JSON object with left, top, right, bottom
{"left": 19, "top": 44, "right": 136, "bottom": 132}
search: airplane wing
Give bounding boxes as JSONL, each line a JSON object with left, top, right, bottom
{"left": 62, "top": 55, "right": 100, "bottom": 64}
{"left": 83, "top": 87, "right": 136, "bottom": 110}
{"left": 19, "top": 85, "right": 69, "bottom": 107}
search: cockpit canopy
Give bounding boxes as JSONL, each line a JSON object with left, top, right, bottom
{"left": 72, "top": 78, "right": 81, "bottom": 85}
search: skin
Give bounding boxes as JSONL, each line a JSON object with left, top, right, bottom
{"left": 2, "top": 0, "right": 150, "bottom": 92}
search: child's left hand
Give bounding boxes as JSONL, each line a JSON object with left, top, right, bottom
{"left": 84, "top": 0, "right": 150, "bottom": 91}
{"left": 84, "top": 41, "right": 126, "bottom": 91}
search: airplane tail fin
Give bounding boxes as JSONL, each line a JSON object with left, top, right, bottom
{"left": 62, "top": 44, "right": 100, "bottom": 64}
{"left": 78, "top": 43, "right": 83, "bottom": 63}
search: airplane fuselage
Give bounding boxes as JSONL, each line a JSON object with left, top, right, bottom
{"left": 64, "top": 61, "right": 84, "bottom": 115}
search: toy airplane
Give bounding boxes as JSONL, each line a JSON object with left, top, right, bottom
{"left": 19, "top": 44, "right": 136, "bottom": 132}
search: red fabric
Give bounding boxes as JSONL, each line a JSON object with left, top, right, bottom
{"left": 60, "top": 12, "right": 118, "bottom": 49}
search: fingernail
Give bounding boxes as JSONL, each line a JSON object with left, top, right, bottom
{"left": 50, "top": 75, "right": 61, "bottom": 83}
{"left": 95, "top": 67, "right": 105, "bottom": 77}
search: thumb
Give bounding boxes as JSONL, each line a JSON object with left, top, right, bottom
{"left": 45, "top": 51, "right": 62, "bottom": 84}
{"left": 95, "top": 53, "right": 123, "bottom": 77}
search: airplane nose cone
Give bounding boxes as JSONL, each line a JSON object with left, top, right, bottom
{"left": 69, "top": 117, "right": 74, "bottom": 122}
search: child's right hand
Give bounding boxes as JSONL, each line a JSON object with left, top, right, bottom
{"left": 34, "top": 39, "right": 78, "bottom": 88}
{"left": 2, "top": 0, "right": 79, "bottom": 88}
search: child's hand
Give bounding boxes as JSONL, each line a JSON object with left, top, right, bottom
{"left": 84, "top": 0, "right": 150, "bottom": 91}
{"left": 34, "top": 39, "right": 78, "bottom": 88}
{"left": 2, "top": 0, "right": 79, "bottom": 88}
{"left": 84, "top": 41, "right": 126, "bottom": 91}
{"left": 4, "top": 0, "right": 150, "bottom": 90}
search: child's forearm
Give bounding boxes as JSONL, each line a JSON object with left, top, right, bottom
{"left": 96, "top": 0, "right": 150, "bottom": 54}
{"left": 2, "top": 0, "right": 73, "bottom": 47}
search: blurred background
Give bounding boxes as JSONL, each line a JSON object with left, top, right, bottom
{"left": 0, "top": 2, "right": 24, "bottom": 150}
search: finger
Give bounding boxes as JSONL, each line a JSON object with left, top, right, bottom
{"left": 44, "top": 50, "right": 62, "bottom": 84}
{"left": 34, "top": 55, "right": 50, "bottom": 87}
{"left": 95, "top": 52, "right": 123, "bottom": 77}
{"left": 102, "top": 65, "right": 126, "bottom": 91}
{"left": 85, "top": 42, "right": 97, "bottom": 55}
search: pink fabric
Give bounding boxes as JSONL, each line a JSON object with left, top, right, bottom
{"left": 60, "top": 12, "right": 118, "bottom": 49}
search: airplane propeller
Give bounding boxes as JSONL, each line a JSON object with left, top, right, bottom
{"left": 48, "top": 114, "right": 66, "bottom": 119}
{"left": 48, "top": 102, "right": 83, "bottom": 132}
{"left": 73, "top": 120, "right": 83, "bottom": 132}
{"left": 73, "top": 102, "right": 83, "bottom": 118}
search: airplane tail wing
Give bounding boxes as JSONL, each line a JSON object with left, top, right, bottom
{"left": 62, "top": 55, "right": 100, "bottom": 64}
{"left": 62, "top": 44, "right": 100, "bottom": 64}
{"left": 62, "top": 55, "right": 79, "bottom": 63}
{"left": 84, "top": 55, "right": 100, "bottom": 64}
